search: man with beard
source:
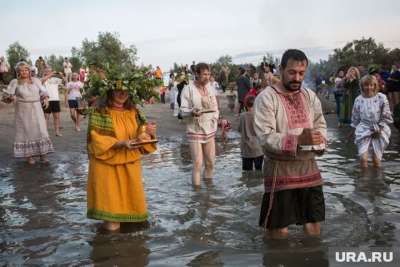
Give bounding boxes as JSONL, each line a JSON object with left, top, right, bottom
{"left": 254, "top": 49, "right": 327, "bottom": 239}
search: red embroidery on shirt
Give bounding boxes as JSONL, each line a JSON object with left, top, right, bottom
{"left": 278, "top": 91, "right": 311, "bottom": 129}
{"left": 282, "top": 134, "right": 297, "bottom": 154}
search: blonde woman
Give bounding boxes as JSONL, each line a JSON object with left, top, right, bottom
{"left": 350, "top": 75, "right": 393, "bottom": 168}
{"left": 2, "top": 61, "right": 54, "bottom": 164}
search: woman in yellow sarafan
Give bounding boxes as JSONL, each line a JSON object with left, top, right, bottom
{"left": 87, "top": 82, "right": 157, "bottom": 231}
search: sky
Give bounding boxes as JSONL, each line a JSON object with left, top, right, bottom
{"left": 1, "top": 0, "right": 399, "bottom": 70}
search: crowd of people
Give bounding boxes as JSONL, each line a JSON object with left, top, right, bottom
{"left": 161, "top": 50, "right": 398, "bottom": 238}
{"left": 316, "top": 63, "right": 400, "bottom": 128}
{"left": 1, "top": 56, "right": 85, "bottom": 163}
{"left": 1, "top": 49, "right": 398, "bottom": 238}
{"left": 313, "top": 63, "right": 399, "bottom": 168}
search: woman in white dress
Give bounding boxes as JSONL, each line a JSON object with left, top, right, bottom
{"left": 351, "top": 75, "right": 393, "bottom": 168}
{"left": 2, "top": 61, "right": 54, "bottom": 164}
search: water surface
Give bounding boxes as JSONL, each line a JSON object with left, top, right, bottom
{"left": 1, "top": 119, "right": 399, "bottom": 266}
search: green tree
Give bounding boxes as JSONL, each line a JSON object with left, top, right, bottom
{"left": 78, "top": 32, "right": 137, "bottom": 71}
{"left": 79, "top": 32, "right": 161, "bottom": 106}
{"left": 216, "top": 55, "right": 232, "bottom": 66}
{"left": 67, "top": 47, "right": 83, "bottom": 73}
{"left": 388, "top": 48, "right": 400, "bottom": 66}
{"left": 6, "top": 42, "right": 30, "bottom": 70}
{"left": 69, "top": 56, "right": 82, "bottom": 73}
{"left": 310, "top": 37, "right": 398, "bottom": 83}
{"left": 332, "top": 37, "right": 389, "bottom": 69}
{"left": 263, "top": 52, "right": 276, "bottom": 64}
{"left": 171, "top": 62, "right": 181, "bottom": 74}
{"left": 45, "top": 54, "right": 64, "bottom": 72}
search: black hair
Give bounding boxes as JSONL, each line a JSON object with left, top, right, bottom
{"left": 245, "top": 95, "right": 255, "bottom": 108}
{"left": 281, "top": 49, "right": 308, "bottom": 69}
{"left": 95, "top": 90, "right": 136, "bottom": 113}
{"left": 195, "top": 63, "right": 210, "bottom": 75}
{"left": 177, "top": 80, "right": 187, "bottom": 90}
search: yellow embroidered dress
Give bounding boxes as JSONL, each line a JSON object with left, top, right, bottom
{"left": 87, "top": 108, "right": 156, "bottom": 222}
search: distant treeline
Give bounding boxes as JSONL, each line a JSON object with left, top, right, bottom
{"left": 308, "top": 37, "right": 400, "bottom": 83}
{"left": 3, "top": 35, "right": 399, "bottom": 86}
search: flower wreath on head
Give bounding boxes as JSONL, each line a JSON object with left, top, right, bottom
{"left": 84, "top": 64, "right": 163, "bottom": 125}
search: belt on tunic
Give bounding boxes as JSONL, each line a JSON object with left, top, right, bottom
{"left": 17, "top": 99, "right": 40, "bottom": 103}
{"left": 264, "top": 160, "right": 278, "bottom": 229}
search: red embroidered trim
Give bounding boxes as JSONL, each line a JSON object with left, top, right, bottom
{"left": 264, "top": 172, "right": 322, "bottom": 192}
{"left": 187, "top": 131, "right": 216, "bottom": 141}
{"left": 277, "top": 91, "right": 311, "bottom": 129}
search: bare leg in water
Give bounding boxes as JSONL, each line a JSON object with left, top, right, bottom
{"left": 190, "top": 142, "right": 203, "bottom": 186}
{"left": 303, "top": 222, "right": 321, "bottom": 236}
{"left": 202, "top": 138, "right": 215, "bottom": 179}
{"left": 102, "top": 221, "right": 120, "bottom": 231}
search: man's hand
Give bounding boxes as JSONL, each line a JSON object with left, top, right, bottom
{"left": 298, "top": 128, "right": 324, "bottom": 145}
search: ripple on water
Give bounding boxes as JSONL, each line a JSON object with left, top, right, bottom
{"left": 1, "top": 125, "right": 400, "bottom": 266}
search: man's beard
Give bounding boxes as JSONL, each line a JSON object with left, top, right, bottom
{"left": 197, "top": 79, "right": 209, "bottom": 86}
{"left": 282, "top": 75, "right": 302, "bottom": 91}
{"left": 282, "top": 80, "right": 302, "bottom": 91}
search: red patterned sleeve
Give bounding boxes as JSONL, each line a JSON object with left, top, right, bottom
{"left": 281, "top": 134, "right": 298, "bottom": 156}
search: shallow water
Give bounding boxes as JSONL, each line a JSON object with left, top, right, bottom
{"left": 1, "top": 122, "right": 400, "bottom": 266}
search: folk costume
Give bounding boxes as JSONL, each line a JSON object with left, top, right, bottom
{"left": 254, "top": 86, "right": 327, "bottom": 229}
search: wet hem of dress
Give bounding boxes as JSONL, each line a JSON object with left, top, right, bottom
{"left": 259, "top": 218, "right": 325, "bottom": 230}
{"left": 87, "top": 209, "right": 148, "bottom": 222}
{"left": 14, "top": 150, "right": 54, "bottom": 158}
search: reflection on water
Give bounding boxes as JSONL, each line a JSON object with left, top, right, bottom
{"left": 263, "top": 238, "right": 329, "bottom": 267}
{"left": 90, "top": 230, "right": 150, "bottom": 266}
{"left": 1, "top": 120, "right": 400, "bottom": 266}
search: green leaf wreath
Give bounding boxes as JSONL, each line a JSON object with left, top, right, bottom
{"left": 83, "top": 65, "right": 163, "bottom": 124}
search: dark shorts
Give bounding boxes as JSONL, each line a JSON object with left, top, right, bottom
{"left": 68, "top": 99, "right": 79, "bottom": 109}
{"left": 43, "top": 101, "right": 61, "bottom": 113}
{"left": 386, "top": 87, "right": 400, "bottom": 93}
{"left": 242, "top": 156, "right": 264, "bottom": 171}
{"left": 259, "top": 185, "right": 325, "bottom": 229}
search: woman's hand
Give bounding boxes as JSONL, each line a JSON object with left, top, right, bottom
{"left": 2, "top": 95, "right": 15, "bottom": 104}
{"left": 371, "top": 129, "right": 381, "bottom": 139}
{"left": 42, "top": 98, "right": 49, "bottom": 109}
{"left": 113, "top": 140, "right": 135, "bottom": 149}
{"left": 346, "top": 130, "right": 355, "bottom": 141}
{"left": 145, "top": 122, "right": 157, "bottom": 138}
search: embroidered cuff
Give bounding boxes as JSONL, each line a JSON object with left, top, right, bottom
{"left": 282, "top": 134, "right": 298, "bottom": 155}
